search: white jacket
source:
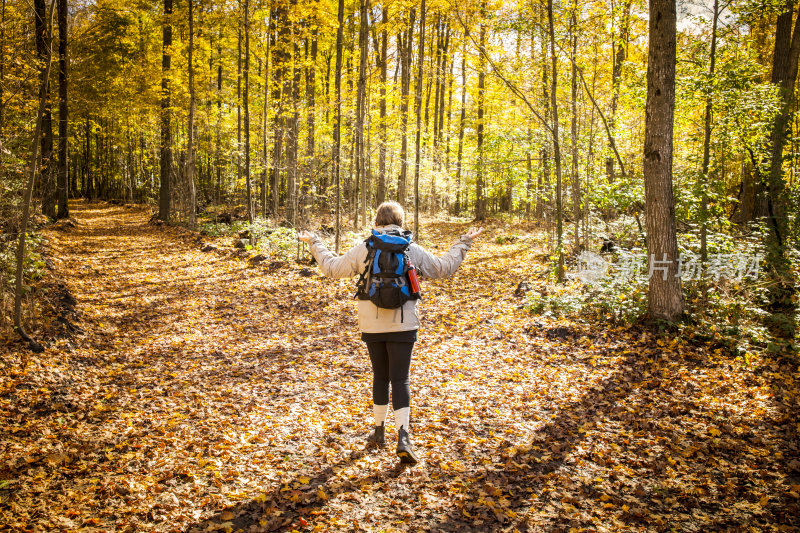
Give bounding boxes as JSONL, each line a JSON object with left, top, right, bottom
{"left": 308, "top": 225, "right": 473, "bottom": 333}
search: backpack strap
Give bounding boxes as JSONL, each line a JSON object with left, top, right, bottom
{"left": 354, "top": 237, "right": 375, "bottom": 299}
{"left": 372, "top": 249, "right": 382, "bottom": 274}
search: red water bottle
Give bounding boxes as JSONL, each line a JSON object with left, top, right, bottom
{"left": 408, "top": 263, "right": 421, "bottom": 295}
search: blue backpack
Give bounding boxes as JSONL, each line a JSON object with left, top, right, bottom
{"left": 355, "top": 229, "right": 421, "bottom": 313}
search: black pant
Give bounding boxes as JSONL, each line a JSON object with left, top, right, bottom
{"left": 365, "top": 341, "right": 414, "bottom": 410}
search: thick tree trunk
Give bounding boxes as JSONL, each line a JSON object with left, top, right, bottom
{"left": 35, "top": 0, "right": 55, "bottom": 219}
{"left": 158, "top": 0, "right": 172, "bottom": 222}
{"left": 56, "top": 0, "right": 68, "bottom": 219}
{"left": 0, "top": 0, "right": 5, "bottom": 160}
{"left": 643, "top": 0, "right": 684, "bottom": 321}
{"left": 763, "top": 0, "right": 800, "bottom": 341}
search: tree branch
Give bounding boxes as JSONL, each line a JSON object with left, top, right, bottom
{"left": 450, "top": 4, "right": 553, "bottom": 136}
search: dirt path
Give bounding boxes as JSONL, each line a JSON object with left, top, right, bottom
{"left": 1, "top": 202, "right": 798, "bottom": 532}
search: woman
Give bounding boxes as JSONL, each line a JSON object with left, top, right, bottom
{"left": 298, "top": 202, "right": 482, "bottom": 464}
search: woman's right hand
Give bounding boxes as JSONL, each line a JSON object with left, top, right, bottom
{"left": 297, "top": 230, "right": 314, "bottom": 243}
{"left": 465, "top": 227, "right": 484, "bottom": 240}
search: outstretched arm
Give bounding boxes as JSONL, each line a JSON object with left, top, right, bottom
{"left": 412, "top": 227, "right": 484, "bottom": 279}
{"left": 298, "top": 231, "right": 366, "bottom": 278}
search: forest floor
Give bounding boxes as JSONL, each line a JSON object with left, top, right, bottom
{"left": 1, "top": 201, "right": 799, "bottom": 532}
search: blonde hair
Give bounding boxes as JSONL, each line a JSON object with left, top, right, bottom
{"left": 374, "top": 201, "right": 405, "bottom": 227}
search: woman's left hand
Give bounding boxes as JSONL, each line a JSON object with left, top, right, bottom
{"left": 465, "top": 227, "right": 484, "bottom": 240}
{"left": 297, "top": 230, "right": 315, "bottom": 243}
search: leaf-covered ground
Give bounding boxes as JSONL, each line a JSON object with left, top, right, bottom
{"left": 1, "top": 202, "right": 799, "bottom": 532}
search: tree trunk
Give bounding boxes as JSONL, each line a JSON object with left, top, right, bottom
{"left": 455, "top": 42, "right": 466, "bottom": 216}
{"left": 537, "top": 6, "right": 550, "bottom": 220}
{"left": 243, "top": 0, "right": 253, "bottom": 224}
{"left": 0, "top": 0, "right": 5, "bottom": 161}
{"left": 437, "top": 20, "right": 450, "bottom": 149}
{"left": 35, "top": 0, "right": 55, "bottom": 220}
{"left": 271, "top": 4, "right": 287, "bottom": 216}
{"left": 413, "top": 0, "right": 426, "bottom": 235}
{"left": 333, "top": 0, "right": 344, "bottom": 252}
{"left": 286, "top": 28, "right": 301, "bottom": 226}
{"left": 376, "top": 6, "right": 388, "bottom": 205}
{"left": 445, "top": 44, "right": 454, "bottom": 177}
{"left": 56, "top": 0, "right": 68, "bottom": 219}
{"left": 187, "top": 0, "right": 197, "bottom": 225}
{"left": 398, "top": 9, "right": 415, "bottom": 206}
{"left": 15, "top": 0, "right": 55, "bottom": 351}
{"left": 763, "top": 0, "right": 800, "bottom": 341}
{"left": 643, "top": 0, "right": 684, "bottom": 321}
{"left": 262, "top": 12, "right": 271, "bottom": 217}
{"left": 570, "top": 2, "right": 580, "bottom": 250}
{"left": 355, "top": 0, "right": 369, "bottom": 229}
{"left": 236, "top": 19, "right": 242, "bottom": 213}
{"left": 158, "top": 0, "right": 172, "bottom": 222}
{"left": 699, "top": 0, "right": 719, "bottom": 301}
{"left": 606, "top": 0, "right": 632, "bottom": 182}
{"left": 475, "top": 0, "right": 487, "bottom": 221}
{"left": 526, "top": 149, "right": 533, "bottom": 217}
{"left": 215, "top": 28, "right": 222, "bottom": 205}
{"left": 432, "top": 16, "right": 442, "bottom": 150}
{"left": 306, "top": 26, "right": 317, "bottom": 186}
{"left": 547, "top": 0, "right": 564, "bottom": 280}
{"left": 425, "top": 27, "right": 435, "bottom": 214}
{"left": 84, "top": 117, "right": 91, "bottom": 199}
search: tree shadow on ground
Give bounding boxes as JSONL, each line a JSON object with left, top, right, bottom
{"left": 184, "top": 442, "right": 411, "bottom": 532}
{"left": 421, "top": 345, "right": 800, "bottom": 532}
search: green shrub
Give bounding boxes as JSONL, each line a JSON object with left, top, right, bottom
{"left": 495, "top": 233, "right": 519, "bottom": 245}
{"left": 199, "top": 222, "right": 232, "bottom": 237}
{"left": 525, "top": 226, "right": 783, "bottom": 356}
{"left": 526, "top": 263, "right": 648, "bottom": 325}
{"left": 0, "top": 234, "right": 47, "bottom": 285}
{"left": 254, "top": 226, "right": 297, "bottom": 261}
